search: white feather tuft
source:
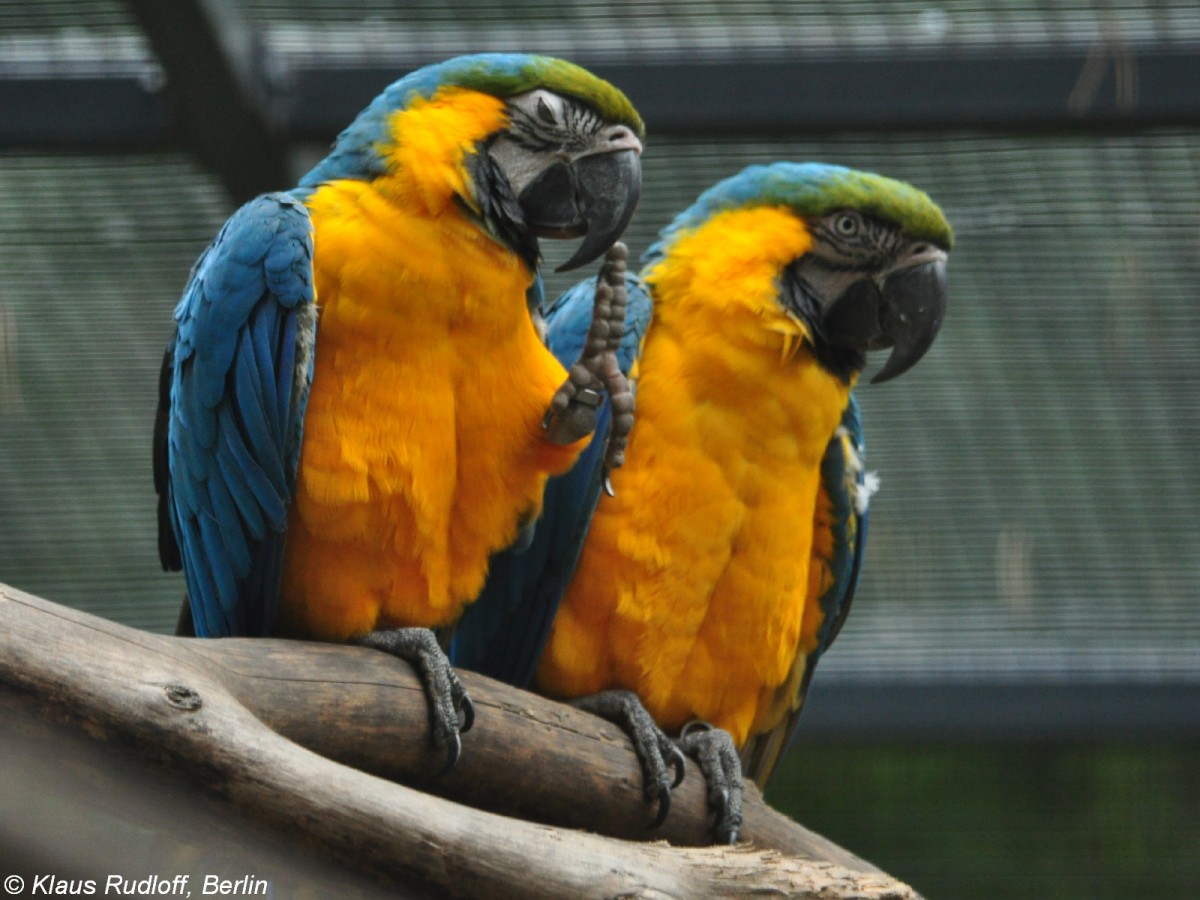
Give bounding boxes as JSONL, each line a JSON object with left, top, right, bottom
{"left": 836, "top": 425, "right": 879, "bottom": 515}
{"left": 857, "top": 471, "right": 881, "bottom": 515}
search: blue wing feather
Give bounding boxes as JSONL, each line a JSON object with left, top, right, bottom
{"left": 814, "top": 395, "right": 868, "bottom": 656}
{"left": 216, "top": 405, "right": 289, "bottom": 523}
{"left": 274, "top": 309, "right": 298, "bottom": 429}
{"left": 204, "top": 472, "right": 250, "bottom": 577}
{"left": 211, "top": 432, "right": 267, "bottom": 541}
{"left": 232, "top": 336, "right": 289, "bottom": 495}
{"left": 249, "top": 303, "right": 281, "bottom": 439}
{"left": 450, "top": 274, "right": 652, "bottom": 686}
{"left": 156, "top": 192, "right": 315, "bottom": 637}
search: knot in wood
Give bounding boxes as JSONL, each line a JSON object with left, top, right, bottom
{"left": 163, "top": 683, "right": 202, "bottom": 710}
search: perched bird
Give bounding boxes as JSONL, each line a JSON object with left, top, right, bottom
{"left": 453, "top": 162, "right": 952, "bottom": 839}
{"left": 153, "top": 54, "right": 645, "bottom": 768}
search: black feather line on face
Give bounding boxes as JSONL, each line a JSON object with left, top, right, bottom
{"left": 779, "top": 264, "right": 866, "bottom": 385}
{"left": 505, "top": 114, "right": 551, "bottom": 151}
{"left": 506, "top": 98, "right": 605, "bottom": 156}
{"left": 465, "top": 142, "right": 541, "bottom": 273}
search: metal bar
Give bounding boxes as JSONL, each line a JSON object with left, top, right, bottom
{"left": 5, "top": 45, "right": 1198, "bottom": 148}
{"left": 0, "top": 75, "right": 169, "bottom": 145}
{"left": 797, "top": 682, "right": 1200, "bottom": 741}
{"left": 282, "top": 46, "right": 1200, "bottom": 137}
{"left": 124, "top": 0, "right": 288, "bottom": 201}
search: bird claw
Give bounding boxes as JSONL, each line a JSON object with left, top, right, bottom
{"left": 669, "top": 743, "right": 687, "bottom": 788}
{"left": 542, "top": 373, "right": 604, "bottom": 444}
{"left": 433, "top": 691, "right": 477, "bottom": 775}
{"left": 458, "top": 692, "right": 476, "bottom": 734}
{"left": 648, "top": 786, "right": 671, "bottom": 830}
{"left": 354, "top": 627, "right": 474, "bottom": 777}
{"left": 434, "top": 732, "right": 462, "bottom": 778}
{"left": 542, "top": 244, "right": 634, "bottom": 483}
{"left": 677, "top": 721, "right": 745, "bottom": 844}
{"left": 713, "top": 787, "right": 730, "bottom": 821}
{"left": 571, "top": 689, "right": 685, "bottom": 831}
{"left": 646, "top": 746, "right": 686, "bottom": 828}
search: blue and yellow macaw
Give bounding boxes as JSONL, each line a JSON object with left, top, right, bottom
{"left": 153, "top": 54, "right": 645, "bottom": 766}
{"left": 453, "top": 162, "right": 952, "bottom": 838}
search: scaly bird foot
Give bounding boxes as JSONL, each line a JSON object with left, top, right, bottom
{"left": 354, "top": 627, "right": 475, "bottom": 776}
{"left": 572, "top": 689, "right": 686, "bottom": 830}
{"left": 677, "top": 720, "right": 744, "bottom": 844}
{"left": 542, "top": 243, "right": 635, "bottom": 494}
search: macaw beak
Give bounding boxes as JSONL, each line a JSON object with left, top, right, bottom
{"left": 823, "top": 257, "right": 948, "bottom": 384}
{"left": 517, "top": 148, "right": 642, "bottom": 272}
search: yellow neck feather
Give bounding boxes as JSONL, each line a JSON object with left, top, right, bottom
{"left": 372, "top": 86, "right": 509, "bottom": 217}
{"left": 646, "top": 206, "right": 815, "bottom": 360}
{"left": 641, "top": 205, "right": 852, "bottom": 437}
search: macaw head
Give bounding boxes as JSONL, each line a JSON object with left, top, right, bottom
{"left": 646, "top": 162, "right": 952, "bottom": 384}
{"left": 300, "top": 53, "right": 644, "bottom": 272}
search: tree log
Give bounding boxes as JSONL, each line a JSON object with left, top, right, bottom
{"left": 0, "top": 581, "right": 918, "bottom": 898}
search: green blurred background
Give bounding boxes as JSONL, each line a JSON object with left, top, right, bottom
{"left": 1, "top": 2, "right": 1197, "bottom": 897}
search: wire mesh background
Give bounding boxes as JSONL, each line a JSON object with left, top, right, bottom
{"left": 4, "top": 131, "right": 1199, "bottom": 682}
{"left": 1, "top": 2, "right": 1198, "bottom": 898}
{"left": 247, "top": 1, "right": 1200, "bottom": 58}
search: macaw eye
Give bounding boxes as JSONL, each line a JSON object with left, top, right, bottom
{"left": 536, "top": 95, "right": 557, "bottom": 125}
{"left": 834, "top": 214, "right": 860, "bottom": 237}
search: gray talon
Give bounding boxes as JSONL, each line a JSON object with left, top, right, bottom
{"left": 436, "top": 732, "right": 462, "bottom": 778}
{"left": 572, "top": 689, "right": 682, "bottom": 830}
{"left": 669, "top": 745, "right": 687, "bottom": 788}
{"left": 648, "top": 788, "right": 671, "bottom": 831}
{"left": 459, "top": 693, "right": 476, "bottom": 734}
{"left": 677, "top": 722, "right": 744, "bottom": 844}
{"left": 354, "top": 627, "right": 473, "bottom": 776}
{"left": 543, "top": 243, "right": 634, "bottom": 460}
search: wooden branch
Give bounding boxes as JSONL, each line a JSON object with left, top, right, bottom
{"left": 0, "top": 581, "right": 918, "bottom": 898}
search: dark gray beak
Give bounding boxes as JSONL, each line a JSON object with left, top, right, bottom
{"left": 823, "top": 258, "right": 948, "bottom": 384}
{"left": 517, "top": 148, "right": 642, "bottom": 273}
